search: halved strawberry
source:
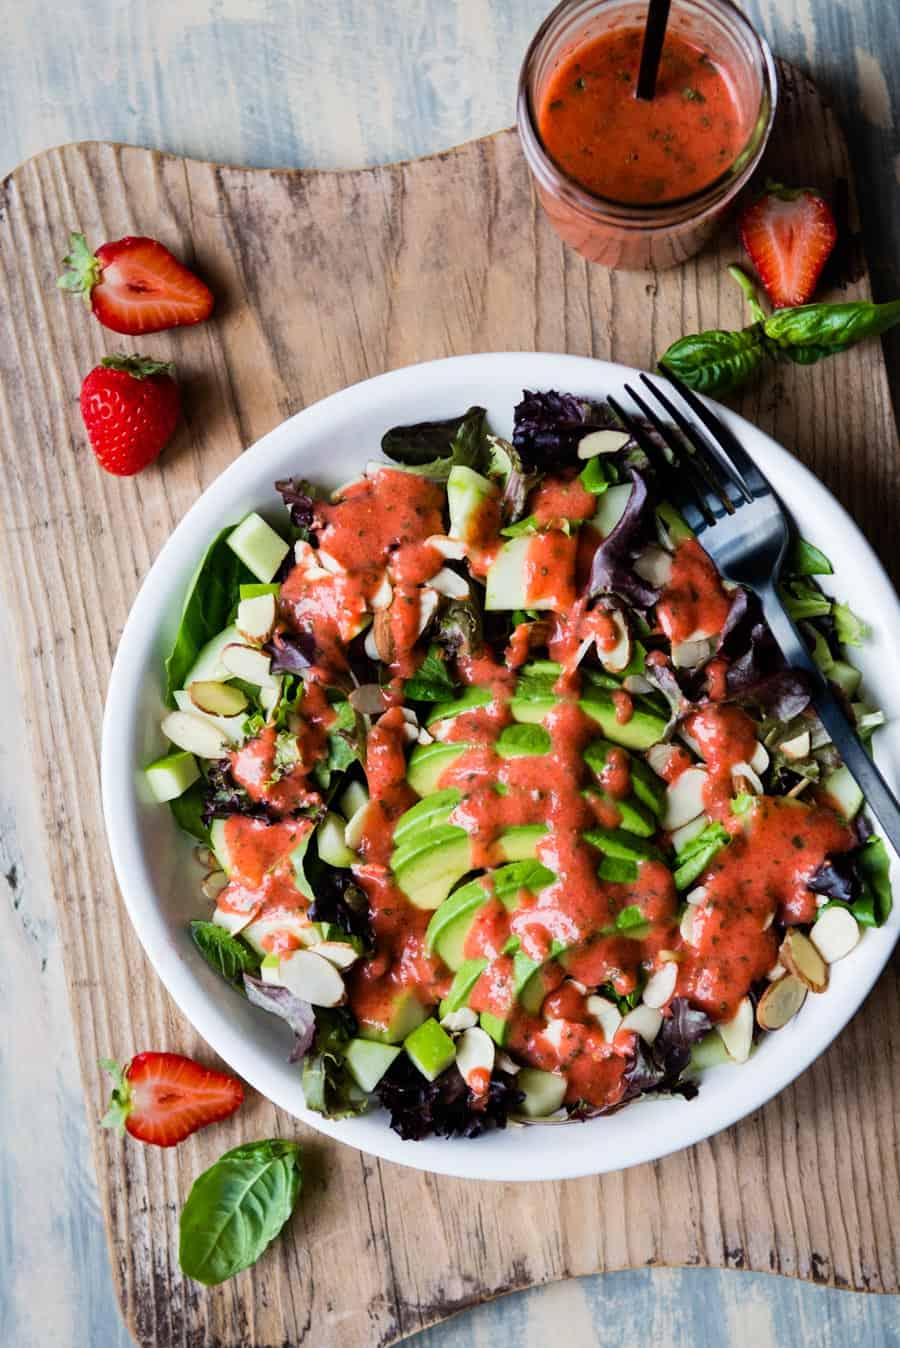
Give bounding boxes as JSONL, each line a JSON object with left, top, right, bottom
{"left": 739, "top": 184, "right": 837, "bottom": 309}
{"left": 58, "top": 232, "right": 214, "bottom": 334}
{"left": 101, "top": 1052, "right": 244, "bottom": 1147}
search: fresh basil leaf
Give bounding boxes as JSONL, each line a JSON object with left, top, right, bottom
{"left": 659, "top": 324, "right": 769, "bottom": 395}
{"left": 164, "top": 523, "right": 255, "bottom": 704}
{"left": 859, "top": 835, "right": 893, "bottom": 925}
{"left": 380, "top": 405, "right": 488, "bottom": 477}
{"left": 179, "top": 1139, "right": 302, "bottom": 1286}
{"left": 170, "top": 780, "right": 211, "bottom": 843}
{"left": 788, "top": 537, "right": 833, "bottom": 577}
{"left": 190, "top": 921, "right": 261, "bottom": 987}
{"left": 404, "top": 645, "right": 457, "bottom": 702}
{"left": 615, "top": 903, "right": 648, "bottom": 933}
{"left": 763, "top": 299, "right": 900, "bottom": 354}
{"left": 833, "top": 601, "right": 868, "bottom": 647}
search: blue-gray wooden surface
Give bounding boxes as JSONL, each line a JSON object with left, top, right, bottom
{"left": 1, "top": 3, "right": 898, "bottom": 1345}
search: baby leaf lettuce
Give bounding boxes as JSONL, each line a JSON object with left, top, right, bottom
{"left": 191, "top": 921, "right": 261, "bottom": 987}
{"left": 243, "top": 975, "right": 316, "bottom": 1062}
{"left": 164, "top": 523, "right": 254, "bottom": 704}
{"left": 179, "top": 1139, "right": 302, "bottom": 1285}
{"left": 381, "top": 406, "right": 488, "bottom": 478}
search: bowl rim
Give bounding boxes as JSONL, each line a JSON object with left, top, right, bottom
{"left": 101, "top": 351, "right": 900, "bottom": 1182}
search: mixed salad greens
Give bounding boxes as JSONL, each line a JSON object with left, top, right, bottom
{"left": 147, "top": 388, "right": 892, "bottom": 1141}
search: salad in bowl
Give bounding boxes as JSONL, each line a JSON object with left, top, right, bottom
{"left": 141, "top": 381, "right": 893, "bottom": 1142}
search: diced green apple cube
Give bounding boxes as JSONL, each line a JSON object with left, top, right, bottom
{"left": 404, "top": 1017, "right": 457, "bottom": 1081}
{"left": 344, "top": 1038, "right": 402, "bottom": 1093}
{"left": 144, "top": 750, "right": 200, "bottom": 803}
{"left": 226, "top": 513, "right": 290, "bottom": 582}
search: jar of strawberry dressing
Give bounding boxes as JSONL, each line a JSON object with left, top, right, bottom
{"left": 517, "top": 0, "right": 777, "bottom": 270}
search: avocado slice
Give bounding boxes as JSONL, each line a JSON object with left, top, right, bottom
{"left": 317, "top": 810, "right": 356, "bottom": 867}
{"left": 426, "top": 686, "right": 493, "bottom": 725}
{"left": 407, "top": 742, "right": 473, "bottom": 797}
{"left": 425, "top": 877, "right": 490, "bottom": 970}
{"left": 404, "top": 1017, "right": 457, "bottom": 1081}
{"left": 440, "top": 959, "right": 488, "bottom": 1017}
{"left": 393, "top": 826, "right": 548, "bottom": 911}
{"left": 584, "top": 738, "right": 666, "bottom": 818}
{"left": 579, "top": 691, "right": 667, "bottom": 751}
{"left": 583, "top": 787, "right": 656, "bottom": 838}
{"left": 493, "top": 858, "right": 556, "bottom": 903}
{"left": 598, "top": 856, "right": 639, "bottom": 883}
{"left": 357, "top": 987, "right": 428, "bottom": 1045}
{"left": 479, "top": 952, "right": 552, "bottom": 1046}
{"left": 447, "top": 465, "right": 498, "bottom": 543}
{"left": 584, "top": 826, "right": 664, "bottom": 863}
{"left": 393, "top": 788, "right": 462, "bottom": 846}
{"left": 343, "top": 1038, "right": 402, "bottom": 1093}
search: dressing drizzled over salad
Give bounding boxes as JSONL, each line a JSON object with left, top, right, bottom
{"left": 147, "top": 391, "right": 893, "bottom": 1139}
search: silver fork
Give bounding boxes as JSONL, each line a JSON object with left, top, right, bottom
{"left": 606, "top": 369, "right": 900, "bottom": 852}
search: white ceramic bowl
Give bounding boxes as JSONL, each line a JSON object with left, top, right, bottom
{"left": 102, "top": 353, "right": 900, "bottom": 1181}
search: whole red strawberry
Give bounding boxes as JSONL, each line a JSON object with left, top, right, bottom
{"left": 58, "top": 231, "right": 214, "bottom": 335}
{"left": 80, "top": 354, "right": 181, "bottom": 475}
{"left": 739, "top": 183, "right": 837, "bottom": 310}
{"left": 101, "top": 1052, "right": 244, "bottom": 1147}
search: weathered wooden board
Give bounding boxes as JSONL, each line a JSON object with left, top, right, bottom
{"left": 0, "top": 60, "right": 897, "bottom": 1348}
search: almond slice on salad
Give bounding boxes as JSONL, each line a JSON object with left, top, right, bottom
{"left": 749, "top": 741, "right": 770, "bottom": 775}
{"left": 685, "top": 883, "right": 708, "bottom": 906}
{"left": 161, "top": 710, "right": 229, "bottom": 759}
{"left": 576, "top": 428, "right": 631, "bottom": 459}
{"left": 597, "top": 609, "right": 632, "bottom": 674}
{"left": 372, "top": 609, "right": 396, "bottom": 664}
{"left": 756, "top": 973, "right": 807, "bottom": 1030}
{"left": 369, "top": 573, "right": 393, "bottom": 611}
{"left": 585, "top": 995, "right": 623, "bottom": 1042}
{"left": 455, "top": 1026, "right": 495, "bottom": 1089}
{"left": 766, "top": 960, "right": 785, "bottom": 981}
{"left": 663, "top": 767, "right": 708, "bottom": 830}
{"left": 310, "top": 940, "right": 360, "bottom": 970}
{"left": 810, "top": 906, "right": 860, "bottom": 963}
{"left": 430, "top": 567, "right": 470, "bottom": 599}
{"left": 188, "top": 679, "right": 249, "bottom": 717}
{"left": 316, "top": 549, "right": 344, "bottom": 575}
{"left": 730, "top": 761, "right": 765, "bottom": 795}
{"left": 619, "top": 1004, "right": 663, "bottom": 1045}
{"left": 779, "top": 928, "right": 828, "bottom": 993}
{"left": 642, "top": 962, "right": 678, "bottom": 1009}
{"left": 201, "top": 870, "right": 229, "bottom": 901}
{"left": 427, "top": 535, "right": 468, "bottom": 559}
{"left": 779, "top": 730, "right": 811, "bottom": 761}
{"left": 634, "top": 544, "right": 673, "bottom": 587}
{"left": 679, "top": 906, "right": 697, "bottom": 944}
{"left": 417, "top": 587, "right": 440, "bottom": 635}
{"left": 716, "top": 996, "right": 754, "bottom": 1062}
{"left": 220, "top": 643, "right": 277, "bottom": 688}
{"left": 259, "top": 677, "right": 283, "bottom": 718}
{"left": 671, "top": 636, "right": 717, "bottom": 670}
{"left": 440, "top": 1007, "right": 478, "bottom": 1033}
{"left": 646, "top": 742, "right": 677, "bottom": 779}
{"left": 212, "top": 904, "right": 256, "bottom": 937}
{"left": 236, "top": 592, "right": 277, "bottom": 644}
{"left": 276, "top": 948, "right": 346, "bottom": 1007}
{"left": 671, "top": 814, "right": 708, "bottom": 853}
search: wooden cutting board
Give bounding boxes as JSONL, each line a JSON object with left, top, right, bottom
{"left": 0, "top": 60, "right": 898, "bottom": 1348}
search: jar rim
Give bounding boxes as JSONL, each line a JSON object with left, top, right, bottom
{"left": 517, "top": 0, "right": 779, "bottom": 227}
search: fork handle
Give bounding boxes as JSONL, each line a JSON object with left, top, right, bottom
{"left": 758, "top": 583, "right": 900, "bottom": 854}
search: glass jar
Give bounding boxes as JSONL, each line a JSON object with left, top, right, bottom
{"left": 517, "top": 0, "right": 777, "bottom": 271}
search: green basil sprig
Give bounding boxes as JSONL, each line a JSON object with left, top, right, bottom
{"left": 190, "top": 920, "right": 262, "bottom": 989}
{"left": 179, "top": 1139, "right": 302, "bottom": 1285}
{"left": 659, "top": 266, "right": 900, "bottom": 395}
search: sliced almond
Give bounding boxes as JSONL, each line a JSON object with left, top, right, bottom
{"left": 716, "top": 996, "right": 754, "bottom": 1062}
{"left": 417, "top": 727, "right": 435, "bottom": 745}
{"left": 663, "top": 767, "right": 708, "bottom": 830}
{"left": 364, "top": 626, "right": 380, "bottom": 660}
{"left": 597, "top": 609, "right": 632, "bottom": 674}
{"left": 317, "top": 549, "right": 344, "bottom": 575}
{"left": 779, "top": 928, "right": 828, "bottom": 993}
{"left": 679, "top": 906, "right": 697, "bottom": 943}
{"left": 731, "top": 761, "right": 764, "bottom": 795}
{"left": 495, "top": 1050, "right": 520, "bottom": 1074}
{"left": 220, "top": 643, "right": 277, "bottom": 688}
{"left": 260, "top": 677, "right": 283, "bottom": 718}
{"left": 619, "top": 1004, "right": 663, "bottom": 1045}
{"left": 427, "top": 535, "right": 468, "bottom": 559}
{"left": 369, "top": 573, "right": 394, "bottom": 611}
{"left": 189, "top": 679, "right": 249, "bottom": 717}
{"left": 277, "top": 948, "right": 346, "bottom": 1007}
{"left": 417, "top": 587, "right": 440, "bottom": 636}
{"left": 642, "top": 962, "right": 678, "bottom": 1009}
{"left": 173, "top": 689, "right": 244, "bottom": 742}
{"left": 372, "top": 610, "right": 396, "bottom": 664}
{"left": 161, "top": 710, "right": 229, "bottom": 759}
{"left": 194, "top": 845, "right": 217, "bottom": 870}
{"left": 576, "top": 428, "right": 631, "bottom": 459}
{"left": 672, "top": 637, "right": 716, "bottom": 669}
{"left": 236, "top": 592, "right": 277, "bottom": 644}
{"left": 811, "top": 906, "right": 860, "bottom": 964}
{"left": 539, "top": 1019, "right": 568, "bottom": 1052}
{"left": 311, "top": 940, "right": 360, "bottom": 970}
{"left": 585, "top": 994, "right": 623, "bottom": 1042}
{"left": 766, "top": 961, "right": 785, "bottom": 981}
{"left": 757, "top": 973, "right": 807, "bottom": 1030}
{"left": 212, "top": 904, "right": 256, "bottom": 937}
{"left": 634, "top": 544, "right": 673, "bottom": 587}
{"left": 685, "top": 883, "right": 708, "bottom": 906}
{"left": 456, "top": 1026, "right": 495, "bottom": 1089}
{"left": 646, "top": 743, "right": 676, "bottom": 778}
{"left": 671, "top": 815, "right": 708, "bottom": 853}
{"left": 779, "top": 731, "right": 811, "bottom": 761}
{"left": 430, "top": 567, "right": 470, "bottom": 599}
{"left": 749, "top": 741, "right": 770, "bottom": 775}
{"left": 344, "top": 800, "right": 370, "bottom": 851}
{"left": 201, "top": 870, "right": 229, "bottom": 901}
{"left": 440, "top": 1007, "right": 478, "bottom": 1033}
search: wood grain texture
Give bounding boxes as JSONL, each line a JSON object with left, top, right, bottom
{"left": 0, "top": 62, "right": 898, "bottom": 1348}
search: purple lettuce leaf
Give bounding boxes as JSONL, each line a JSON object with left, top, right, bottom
{"left": 201, "top": 759, "right": 278, "bottom": 826}
{"left": 376, "top": 1055, "right": 523, "bottom": 1140}
{"left": 589, "top": 471, "right": 661, "bottom": 608}
{"left": 808, "top": 852, "right": 860, "bottom": 905}
{"left": 275, "top": 477, "right": 319, "bottom": 536}
{"left": 308, "top": 870, "right": 373, "bottom": 950}
{"left": 243, "top": 974, "right": 316, "bottom": 1063}
{"left": 265, "top": 629, "right": 317, "bottom": 673}
{"left": 512, "top": 389, "right": 624, "bottom": 470}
